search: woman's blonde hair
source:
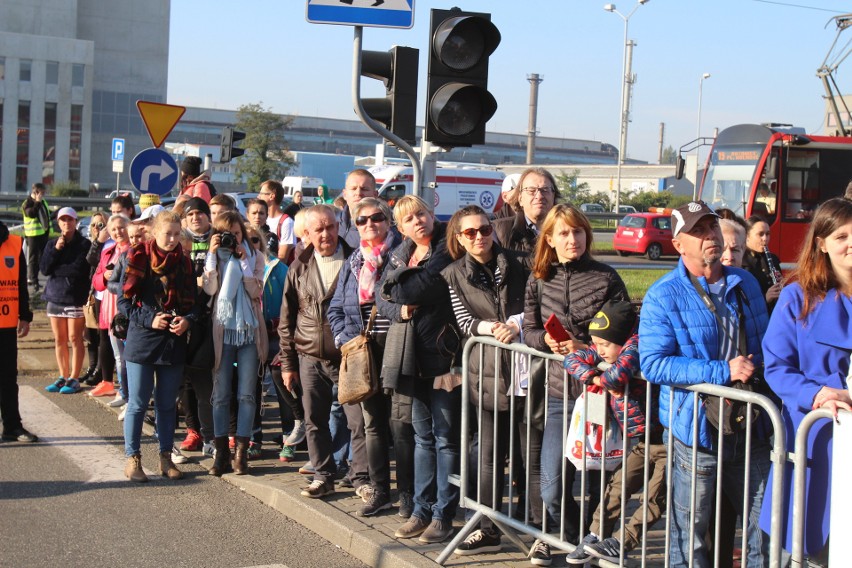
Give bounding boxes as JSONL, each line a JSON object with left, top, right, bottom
{"left": 152, "top": 210, "right": 182, "bottom": 234}
{"left": 245, "top": 224, "right": 268, "bottom": 256}
{"left": 531, "top": 204, "right": 594, "bottom": 280}
{"left": 392, "top": 195, "right": 431, "bottom": 227}
{"left": 293, "top": 209, "right": 307, "bottom": 241}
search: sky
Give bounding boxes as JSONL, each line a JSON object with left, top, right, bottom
{"left": 168, "top": 0, "right": 852, "bottom": 164}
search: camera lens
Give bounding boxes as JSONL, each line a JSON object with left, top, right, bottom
{"left": 96, "top": 222, "right": 105, "bottom": 230}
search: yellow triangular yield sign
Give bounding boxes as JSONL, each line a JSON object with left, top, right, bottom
{"left": 136, "top": 101, "right": 186, "bottom": 148}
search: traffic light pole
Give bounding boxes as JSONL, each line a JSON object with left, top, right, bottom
{"left": 351, "top": 27, "right": 422, "bottom": 200}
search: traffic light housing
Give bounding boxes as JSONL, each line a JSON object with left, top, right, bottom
{"left": 220, "top": 126, "right": 245, "bottom": 163}
{"left": 361, "top": 46, "right": 419, "bottom": 144}
{"left": 425, "top": 8, "right": 501, "bottom": 148}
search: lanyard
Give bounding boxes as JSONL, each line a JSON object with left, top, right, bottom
{"left": 687, "top": 273, "right": 748, "bottom": 358}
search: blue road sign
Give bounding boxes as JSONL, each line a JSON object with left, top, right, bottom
{"left": 129, "top": 148, "right": 178, "bottom": 196}
{"left": 306, "top": 0, "right": 414, "bottom": 29}
{"left": 112, "top": 138, "right": 125, "bottom": 161}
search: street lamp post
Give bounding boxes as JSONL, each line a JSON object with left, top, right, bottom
{"left": 604, "top": 0, "right": 649, "bottom": 213}
{"left": 695, "top": 72, "right": 711, "bottom": 195}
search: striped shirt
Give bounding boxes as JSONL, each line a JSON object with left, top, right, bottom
{"left": 448, "top": 262, "right": 503, "bottom": 336}
{"left": 360, "top": 302, "right": 392, "bottom": 337}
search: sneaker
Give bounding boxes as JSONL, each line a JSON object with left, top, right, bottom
{"left": 278, "top": 445, "right": 295, "bottom": 462}
{"left": 358, "top": 488, "right": 392, "bottom": 517}
{"left": 2, "top": 427, "right": 38, "bottom": 443}
{"left": 247, "top": 441, "right": 262, "bottom": 460}
{"left": 118, "top": 406, "right": 127, "bottom": 422}
{"left": 108, "top": 394, "right": 127, "bottom": 408}
{"left": 300, "top": 479, "right": 334, "bottom": 499}
{"left": 394, "top": 515, "right": 430, "bottom": 539}
{"left": 566, "top": 533, "right": 598, "bottom": 565}
{"left": 202, "top": 440, "right": 216, "bottom": 458}
{"left": 419, "top": 519, "right": 453, "bottom": 544}
{"left": 284, "top": 420, "right": 306, "bottom": 446}
{"left": 89, "top": 380, "right": 116, "bottom": 397}
{"left": 59, "top": 379, "right": 82, "bottom": 394}
{"left": 45, "top": 378, "right": 66, "bottom": 392}
{"left": 355, "top": 483, "right": 374, "bottom": 503}
{"left": 171, "top": 446, "right": 188, "bottom": 464}
{"left": 529, "top": 539, "right": 553, "bottom": 566}
{"left": 298, "top": 461, "right": 315, "bottom": 475}
{"left": 398, "top": 491, "right": 414, "bottom": 519}
{"left": 180, "top": 428, "right": 203, "bottom": 452}
{"left": 585, "top": 537, "right": 622, "bottom": 563}
{"left": 454, "top": 529, "right": 502, "bottom": 556}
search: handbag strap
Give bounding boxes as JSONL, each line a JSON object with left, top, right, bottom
{"left": 365, "top": 305, "right": 378, "bottom": 335}
{"left": 688, "top": 273, "right": 747, "bottom": 358}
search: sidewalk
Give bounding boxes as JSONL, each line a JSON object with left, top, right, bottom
{"left": 19, "top": 311, "right": 543, "bottom": 568}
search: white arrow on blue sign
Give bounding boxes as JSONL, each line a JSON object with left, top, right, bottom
{"left": 306, "top": 0, "right": 414, "bottom": 29}
{"left": 129, "top": 148, "right": 178, "bottom": 196}
{"left": 112, "top": 138, "right": 125, "bottom": 161}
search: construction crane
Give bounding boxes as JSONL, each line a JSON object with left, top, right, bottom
{"left": 817, "top": 13, "right": 852, "bottom": 137}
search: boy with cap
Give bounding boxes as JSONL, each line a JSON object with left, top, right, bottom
{"left": 563, "top": 300, "right": 667, "bottom": 565}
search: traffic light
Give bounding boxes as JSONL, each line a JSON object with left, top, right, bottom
{"left": 425, "top": 8, "right": 501, "bottom": 148}
{"left": 361, "top": 46, "right": 419, "bottom": 144}
{"left": 220, "top": 126, "right": 245, "bottom": 163}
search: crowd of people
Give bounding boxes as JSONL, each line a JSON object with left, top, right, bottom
{"left": 10, "top": 161, "right": 847, "bottom": 567}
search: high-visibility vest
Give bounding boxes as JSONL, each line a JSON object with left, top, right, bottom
{"left": 0, "top": 235, "right": 22, "bottom": 328}
{"left": 22, "top": 199, "right": 49, "bottom": 237}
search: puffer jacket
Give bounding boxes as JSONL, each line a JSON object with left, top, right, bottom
{"left": 40, "top": 230, "right": 91, "bottom": 307}
{"left": 441, "top": 244, "right": 526, "bottom": 411}
{"left": 278, "top": 241, "right": 354, "bottom": 371}
{"left": 376, "top": 222, "right": 458, "bottom": 379}
{"left": 492, "top": 211, "right": 537, "bottom": 270}
{"left": 523, "top": 253, "right": 629, "bottom": 400}
{"left": 328, "top": 231, "right": 402, "bottom": 347}
{"left": 639, "top": 259, "right": 769, "bottom": 450}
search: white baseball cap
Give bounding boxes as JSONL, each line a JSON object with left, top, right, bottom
{"left": 57, "top": 207, "right": 77, "bottom": 220}
{"left": 137, "top": 204, "right": 165, "bottom": 222}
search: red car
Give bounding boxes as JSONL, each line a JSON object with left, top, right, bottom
{"left": 612, "top": 212, "right": 677, "bottom": 260}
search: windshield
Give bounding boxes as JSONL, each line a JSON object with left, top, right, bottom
{"left": 700, "top": 144, "right": 762, "bottom": 216}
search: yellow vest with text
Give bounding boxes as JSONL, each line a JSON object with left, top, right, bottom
{"left": 0, "top": 235, "right": 22, "bottom": 327}
{"left": 22, "top": 198, "right": 49, "bottom": 237}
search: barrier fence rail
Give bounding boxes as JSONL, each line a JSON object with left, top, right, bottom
{"left": 437, "top": 335, "right": 843, "bottom": 568}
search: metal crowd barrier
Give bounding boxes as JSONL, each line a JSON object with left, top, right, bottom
{"left": 437, "top": 336, "right": 789, "bottom": 568}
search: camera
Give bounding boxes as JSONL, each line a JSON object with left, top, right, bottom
{"left": 105, "top": 263, "right": 115, "bottom": 270}
{"left": 219, "top": 231, "right": 237, "bottom": 250}
{"left": 96, "top": 222, "right": 105, "bottom": 230}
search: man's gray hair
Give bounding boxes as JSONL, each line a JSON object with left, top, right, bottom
{"left": 719, "top": 218, "right": 745, "bottom": 246}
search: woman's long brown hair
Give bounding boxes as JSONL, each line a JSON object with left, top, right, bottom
{"left": 531, "top": 204, "right": 594, "bottom": 280}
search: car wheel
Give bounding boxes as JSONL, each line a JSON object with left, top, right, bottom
{"left": 647, "top": 243, "right": 663, "bottom": 260}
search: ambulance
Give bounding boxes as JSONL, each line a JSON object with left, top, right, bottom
{"left": 370, "top": 165, "right": 504, "bottom": 220}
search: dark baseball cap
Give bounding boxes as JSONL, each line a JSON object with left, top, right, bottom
{"left": 671, "top": 200, "right": 719, "bottom": 238}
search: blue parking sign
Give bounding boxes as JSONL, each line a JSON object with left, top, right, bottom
{"left": 112, "top": 138, "right": 125, "bottom": 161}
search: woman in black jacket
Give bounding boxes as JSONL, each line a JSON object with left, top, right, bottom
{"left": 376, "top": 195, "right": 460, "bottom": 545}
{"left": 41, "top": 208, "right": 91, "bottom": 394}
{"left": 440, "top": 205, "right": 539, "bottom": 557}
{"left": 742, "top": 215, "right": 783, "bottom": 313}
{"left": 523, "top": 204, "right": 629, "bottom": 546}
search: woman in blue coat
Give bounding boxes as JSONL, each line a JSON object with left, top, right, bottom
{"left": 761, "top": 197, "right": 852, "bottom": 561}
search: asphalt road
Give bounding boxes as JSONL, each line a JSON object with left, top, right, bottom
{"left": 0, "top": 379, "right": 366, "bottom": 568}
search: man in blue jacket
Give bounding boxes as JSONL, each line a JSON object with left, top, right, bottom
{"left": 639, "top": 201, "right": 771, "bottom": 568}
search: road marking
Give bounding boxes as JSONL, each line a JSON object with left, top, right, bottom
{"left": 18, "top": 386, "right": 138, "bottom": 483}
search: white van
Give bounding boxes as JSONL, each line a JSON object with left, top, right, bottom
{"left": 281, "top": 176, "right": 324, "bottom": 199}
{"left": 370, "top": 165, "right": 504, "bottom": 221}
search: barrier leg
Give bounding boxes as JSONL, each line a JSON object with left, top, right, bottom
{"left": 435, "top": 510, "right": 483, "bottom": 565}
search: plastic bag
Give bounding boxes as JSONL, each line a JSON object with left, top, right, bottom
{"left": 565, "top": 390, "right": 625, "bottom": 471}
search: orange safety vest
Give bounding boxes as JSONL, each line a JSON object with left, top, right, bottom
{"left": 0, "top": 235, "right": 22, "bottom": 328}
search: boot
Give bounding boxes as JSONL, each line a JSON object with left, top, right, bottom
{"left": 124, "top": 454, "right": 148, "bottom": 483}
{"left": 232, "top": 436, "right": 250, "bottom": 475}
{"left": 83, "top": 366, "right": 101, "bottom": 387}
{"left": 209, "top": 436, "right": 232, "bottom": 476}
{"left": 159, "top": 451, "right": 184, "bottom": 480}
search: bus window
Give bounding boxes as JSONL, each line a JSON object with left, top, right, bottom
{"left": 784, "top": 150, "right": 820, "bottom": 221}
{"left": 380, "top": 184, "right": 406, "bottom": 208}
{"left": 702, "top": 145, "right": 762, "bottom": 217}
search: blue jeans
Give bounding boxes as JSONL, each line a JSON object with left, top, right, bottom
{"left": 109, "top": 334, "right": 127, "bottom": 400}
{"left": 411, "top": 381, "right": 461, "bottom": 523}
{"left": 212, "top": 342, "right": 258, "bottom": 438}
{"left": 668, "top": 432, "right": 771, "bottom": 568}
{"left": 124, "top": 361, "right": 183, "bottom": 457}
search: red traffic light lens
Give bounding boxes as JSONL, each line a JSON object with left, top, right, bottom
{"left": 430, "top": 83, "right": 497, "bottom": 136}
{"left": 433, "top": 16, "right": 500, "bottom": 72}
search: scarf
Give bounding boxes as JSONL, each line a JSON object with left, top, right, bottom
{"left": 215, "top": 249, "right": 258, "bottom": 346}
{"left": 358, "top": 232, "right": 394, "bottom": 305}
{"left": 123, "top": 240, "right": 193, "bottom": 314}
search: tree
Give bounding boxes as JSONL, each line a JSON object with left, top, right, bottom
{"left": 660, "top": 145, "right": 677, "bottom": 165}
{"left": 554, "top": 169, "right": 592, "bottom": 205}
{"left": 233, "top": 102, "right": 296, "bottom": 190}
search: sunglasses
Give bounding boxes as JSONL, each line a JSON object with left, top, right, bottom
{"left": 355, "top": 212, "right": 388, "bottom": 226}
{"left": 458, "top": 225, "right": 494, "bottom": 240}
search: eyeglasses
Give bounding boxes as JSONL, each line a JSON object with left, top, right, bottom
{"left": 458, "top": 225, "right": 494, "bottom": 240}
{"left": 355, "top": 212, "right": 388, "bottom": 226}
{"left": 522, "top": 186, "right": 554, "bottom": 197}
{"left": 250, "top": 237, "right": 260, "bottom": 244}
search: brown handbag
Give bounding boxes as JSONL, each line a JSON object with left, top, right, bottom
{"left": 338, "top": 306, "right": 379, "bottom": 405}
{"left": 83, "top": 293, "right": 99, "bottom": 329}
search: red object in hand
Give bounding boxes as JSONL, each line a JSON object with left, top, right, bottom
{"left": 544, "top": 314, "right": 571, "bottom": 343}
